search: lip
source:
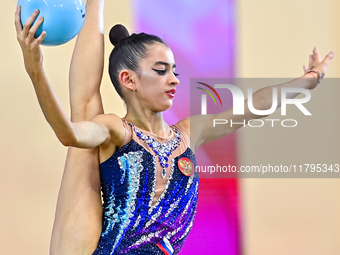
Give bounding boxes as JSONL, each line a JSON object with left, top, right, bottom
{"left": 165, "top": 88, "right": 176, "bottom": 98}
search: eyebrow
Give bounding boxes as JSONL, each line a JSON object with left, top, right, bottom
{"left": 153, "top": 61, "right": 176, "bottom": 69}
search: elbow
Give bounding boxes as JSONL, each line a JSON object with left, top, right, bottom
{"left": 58, "top": 135, "right": 79, "bottom": 147}
{"left": 59, "top": 137, "right": 73, "bottom": 147}
{"left": 56, "top": 124, "right": 80, "bottom": 147}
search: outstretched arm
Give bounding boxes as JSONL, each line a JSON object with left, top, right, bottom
{"left": 183, "top": 48, "right": 334, "bottom": 150}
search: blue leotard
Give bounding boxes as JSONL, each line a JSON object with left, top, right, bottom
{"left": 92, "top": 121, "right": 199, "bottom": 255}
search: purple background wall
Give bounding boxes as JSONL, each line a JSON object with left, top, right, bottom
{"left": 133, "top": 1, "right": 240, "bottom": 254}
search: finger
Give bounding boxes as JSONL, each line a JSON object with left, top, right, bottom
{"left": 329, "top": 50, "right": 335, "bottom": 59}
{"left": 308, "top": 54, "right": 313, "bottom": 69}
{"left": 28, "top": 16, "right": 44, "bottom": 40}
{"left": 22, "top": 9, "right": 39, "bottom": 37}
{"left": 314, "top": 47, "right": 321, "bottom": 63}
{"left": 321, "top": 50, "right": 335, "bottom": 65}
{"left": 33, "top": 31, "right": 47, "bottom": 47}
{"left": 15, "top": 5, "right": 23, "bottom": 35}
{"left": 311, "top": 51, "right": 315, "bottom": 63}
{"left": 303, "top": 65, "right": 307, "bottom": 73}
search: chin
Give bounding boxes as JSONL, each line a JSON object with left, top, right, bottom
{"left": 157, "top": 101, "right": 173, "bottom": 112}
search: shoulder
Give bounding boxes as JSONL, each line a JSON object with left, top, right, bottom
{"left": 176, "top": 115, "right": 208, "bottom": 152}
{"left": 91, "top": 113, "right": 123, "bottom": 125}
{"left": 175, "top": 117, "right": 190, "bottom": 136}
{"left": 91, "top": 113, "right": 126, "bottom": 147}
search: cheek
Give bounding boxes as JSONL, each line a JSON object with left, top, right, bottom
{"left": 138, "top": 76, "right": 163, "bottom": 96}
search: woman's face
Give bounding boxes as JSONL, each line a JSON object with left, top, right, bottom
{"left": 134, "top": 42, "right": 180, "bottom": 112}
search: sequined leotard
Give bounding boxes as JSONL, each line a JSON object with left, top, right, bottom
{"left": 92, "top": 120, "right": 199, "bottom": 255}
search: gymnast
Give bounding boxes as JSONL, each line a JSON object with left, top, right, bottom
{"left": 15, "top": 0, "right": 334, "bottom": 254}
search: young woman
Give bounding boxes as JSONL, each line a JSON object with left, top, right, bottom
{"left": 15, "top": 1, "right": 334, "bottom": 254}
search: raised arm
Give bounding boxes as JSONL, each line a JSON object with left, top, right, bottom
{"left": 15, "top": 7, "right": 109, "bottom": 149}
{"left": 184, "top": 48, "right": 334, "bottom": 150}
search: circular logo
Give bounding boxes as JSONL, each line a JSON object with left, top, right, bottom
{"left": 178, "top": 157, "right": 194, "bottom": 176}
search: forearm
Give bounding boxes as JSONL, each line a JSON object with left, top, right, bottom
{"left": 30, "top": 67, "right": 109, "bottom": 148}
{"left": 29, "top": 66, "right": 76, "bottom": 146}
{"left": 69, "top": 0, "right": 106, "bottom": 122}
{"left": 252, "top": 73, "right": 316, "bottom": 111}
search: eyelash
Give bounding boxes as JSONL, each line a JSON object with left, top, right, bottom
{"left": 152, "top": 68, "right": 180, "bottom": 77}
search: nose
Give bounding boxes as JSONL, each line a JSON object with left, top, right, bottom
{"left": 170, "top": 73, "right": 180, "bottom": 86}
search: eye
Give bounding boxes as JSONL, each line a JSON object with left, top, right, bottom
{"left": 173, "top": 72, "right": 180, "bottom": 77}
{"left": 152, "top": 68, "right": 166, "bottom": 75}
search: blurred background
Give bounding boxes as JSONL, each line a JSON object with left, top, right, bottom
{"left": 1, "top": 0, "right": 339, "bottom": 254}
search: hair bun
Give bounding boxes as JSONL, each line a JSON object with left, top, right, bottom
{"left": 109, "top": 24, "right": 130, "bottom": 47}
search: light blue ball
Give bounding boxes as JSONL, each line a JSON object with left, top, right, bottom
{"left": 17, "top": 0, "right": 86, "bottom": 46}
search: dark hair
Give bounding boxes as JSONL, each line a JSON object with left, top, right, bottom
{"left": 108, "top": 24, "right": 167, "bottom": 98}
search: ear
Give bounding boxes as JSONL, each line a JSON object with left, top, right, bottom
{"left": 119, "top": 69, "right": 136, "bottom": 91}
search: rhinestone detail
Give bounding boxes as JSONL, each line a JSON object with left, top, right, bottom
{"left": 129, "top": 123, "right": 181, "bottom": 179}
{"left": 113, "top": 151, "right": 144, "bottom": 251}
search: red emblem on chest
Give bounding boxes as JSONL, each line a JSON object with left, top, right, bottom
{"left": 178, "top": 157, "right": 194, "bottom": 176}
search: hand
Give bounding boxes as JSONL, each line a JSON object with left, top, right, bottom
{"left": 303, "top": 47, "right": 334, "bottom": 89}
{"left": 15, "top": 6, "right": 46, "bottom": 76}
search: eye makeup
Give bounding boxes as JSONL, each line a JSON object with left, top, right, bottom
{"left": 152, "top": 68, "right": 179, "bottom": 77}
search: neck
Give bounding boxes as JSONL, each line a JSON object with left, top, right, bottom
{"left": 124, "top": 108, "right": 170, "bottom": 138}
